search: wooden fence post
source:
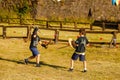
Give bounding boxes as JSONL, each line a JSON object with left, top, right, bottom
{"left": 46, "top": 21, "right": 49, "bottom": 28}
{"left": 118, "top": 24, "right": 120, "bottom": 32}
{"left": 0, "top": 17, "right": 1, "bottom": 23}
{"left": 54, "top": 29, "right": 59, "bottom": 44}
{"left": 90, "top": 24, "right": 93, "bottom": 30}
{"left": 3, "top": 26, "right": 6, "bottom": 39}
{"left": 27, "top": 26, "right": 32, "bottom": 40}
{"left": 60, "top": 21, "right": 62, "bottom": 29}
{"left": 102, "top": 22, "right": 105, "bottom": 31}
{"left": 74, "top": 22, "right": 77, "bottom": 29}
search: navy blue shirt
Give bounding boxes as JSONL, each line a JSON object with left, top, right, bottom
{"left": 30, "top": 35, "right": 40, "bottom": 48}
{"left": 75, "top": 36, "right": 89, "bottom": 53}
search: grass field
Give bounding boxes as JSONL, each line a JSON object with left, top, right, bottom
{"left": 0, "top": 38, "right": 120, "bottom": 80}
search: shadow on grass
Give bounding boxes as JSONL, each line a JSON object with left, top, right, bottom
{"left": 29, "top": 61, "right": 67, "bottom": 69}
{"left": 0, "top": 57, "right": 67, "bottom": 69}
{"left": 0, "top": 57, "right": 24, "bottom": 64}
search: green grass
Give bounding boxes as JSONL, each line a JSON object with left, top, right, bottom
{"left": 0, "top": 39, "right": 120, "bottom": 80}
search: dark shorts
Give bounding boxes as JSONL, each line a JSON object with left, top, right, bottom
{"left": 71, "top": 52, "right": 86, "bottom": 61}
{"left": 30, "top": 47, "right": 40, "bottom": 57}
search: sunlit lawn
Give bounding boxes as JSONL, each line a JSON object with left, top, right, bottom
{"left": 0, "top": 24, "right": 120, "bottom": 80}
{"left": 0, "top": 38, "right": 120, "bottom": 80}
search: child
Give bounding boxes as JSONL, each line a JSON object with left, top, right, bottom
{"left": 24, "top": 27, "right": 47, "bottom": 67}
{"left": 69, "top": 28, "right": 89, "bottom": 72}
{"left": 110, "top": 31, "right": 117, "bottom": 48}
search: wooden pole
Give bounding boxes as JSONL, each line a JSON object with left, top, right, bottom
{"left": 27, "top": 26, "right": 32, "bottom": 40}
{"left": 74, "top": 22, "right": 77, "bottom": 29}
{"left": 118, "top": 24, "right": 120, "bottom": 32}
{"left": 102, "top": 22, "right": 105, "bottom": 31}
{"left": 54, "top": 29, "right": 59, "bottom": 44}
{"left": 3, "top": 26, "right": 6, "bottom": 39}
{"left": 46, "top": 21, "right": 49, "bottom": 28}
{"left": 90, "top": 24, "right": 93, "bottom": 30}
{"left": 60, "top": 21, "right": 62, "bottom": 29}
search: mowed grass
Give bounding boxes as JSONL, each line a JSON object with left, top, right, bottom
{"left": 0, "top": 38, "right": 120, "bottom": 80}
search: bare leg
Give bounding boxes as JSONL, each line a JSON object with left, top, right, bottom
{"left": 83, "top": 61, "right": 87, "bottom": 71}
{"left": 35, "top": 54, "right": 40, "bottom": 67}
{"left": 28, "top": 56, "right": 35, "bottom": 60}
{"left": 24, "top": 56, "right": 35, "bottom": 64}
{"left": 70, "top": 59, "right": 74, "bottom": 69}
{"left": 36, "top": 54, "right": 40, "bottom": 64}
{"left": 68, "top": 59, "right": 74, "bottom": 71}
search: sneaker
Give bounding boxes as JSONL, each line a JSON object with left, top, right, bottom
{"left": 36, "top": 64, "right": 40, "bottom": 67}
{"left": 24, "top": 59, "right": 28, "bottom": 64}
{"left": 83, "top": 70, "right": 87, "bottom": 72}
{"left": 68, "top": 68, "right": 73, "bottom": 72}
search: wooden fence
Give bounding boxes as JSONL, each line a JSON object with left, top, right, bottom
{"left": 0, "top": 18, "right": 120, "bottom": 31}
{"left": 0, "top": 25, "right": 29, "bottom": 39}
{"left": 39, "top": 28, "right": 120, "bottom": 45}
{"left": 0, "top": 25, "right": 120, "bottom": 45}
{"left": 90, "top": 21, "right": 120, "bottom": 32}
